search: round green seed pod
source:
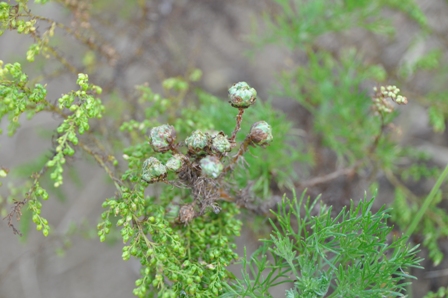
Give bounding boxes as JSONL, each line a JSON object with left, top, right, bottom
{"left": 249, "top": 121, "right": 273, "bottom": 146}
{"left": 185, "top": 130, "right": 209, "bottom": 154}
{"left": 165, "top": 154, "right": 186, "bottom": 172}
{"left": 228, "top": 82, "right": 257, "bottom": 109}
{"left": 211, "top": 132, "right": 231, "bottom": 154}
{"left": 149, "top": 124, "right": 176, "bottom": 152}
{"left": 142, "top": 157, "right": 167, "bottom": 182}
{"left": 200, "top": 156, "right": 223, "bottom": 178}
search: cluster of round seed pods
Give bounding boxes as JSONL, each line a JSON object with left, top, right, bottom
{"left": 140, "top": 82, "right": 273, "bottom": 222}
{"left": 143, "top": 129, "right": 233, "bottom": 182}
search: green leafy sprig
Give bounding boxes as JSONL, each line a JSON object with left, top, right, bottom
{"left": 1, "top": 66, "right": 104, "bottom": 236}
{"left": 226, "top": 190, "right": 423, "bottom": 297}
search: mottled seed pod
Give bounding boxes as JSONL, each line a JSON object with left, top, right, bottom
{"left": 185, "top": 130, "right": 209, "bottom": 154}
{"left": 211, "top": 132, "right": 231, "bottom": 154}
{"left": 200, "top": 155, "right": 223, "bottom": 178}
{"left": 141, "top": 157, "right": 167, "bottom": 183}
{"left": 179, "top": 204, "right": 195, "bottom": 224}
{"left": 166, "top": 154, "right": 187, "bottom": 172}
{"left": 249, "top": 121, "right": 273, "bottom": 147}
{"left": 228, "top": 82, "right": 257, "bottom": 109}
{"left": 149, "top": 124, "right": 176, "bottom": 152}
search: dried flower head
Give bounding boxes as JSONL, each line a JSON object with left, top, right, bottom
{"left": 141, "top": 157, "right": 167, "bottom": 183}
{"left": 211, "top": 132, "right": 231, "bottom": 154}
{"left": 185, "top": 130, "right": 209, "bottom": 154}
{"left": 149, "top": 124, "right": 176, "bottom": 152}
{"left": 249, "top": 121, "right": 273, "bottom": 147}
{"left": 200, "top": 155, "right": 224, "bottom": 178}
{"left": 179, "top": 204, "right": 195, "bottom": 224}
{"left": 228, "top": 81, "right": 257, "bottom": 109}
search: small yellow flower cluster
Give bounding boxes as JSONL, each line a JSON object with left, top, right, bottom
{"left": 372, "top": 85, "right": 408, "bottom": 114}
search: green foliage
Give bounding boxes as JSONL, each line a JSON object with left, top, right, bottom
{"left": 397, "top": 44, "right": 448, "bottom": 134}
{"left": 259, "top": 0, "right": 390, "bottom": 48}
{"left": 255, "top": 0, "right": 426, "bottom": 49}
{"left": 225, "top": 191, "right": 422, "bottom": 297}
{"left": 120, "top": 75, "right": 299, "bottom": 199}
{"left": 401, "top": 165, "right": 448, "bottom": 266}
{"left": 47, "top": 73, "right": 104, "bottom": 188}
{"left": 399, "top": 49, "right": 443, "bottom": 78}
{"left": 96, "top": 79, "right": 285, "bottom": 296}
{"left": 428, "top": 105, "right": 446, "bottom": 133}
{"left": 425, "top": 286, "right": 448, "bottom": 298}
{"left": 1, "top": 0, "right": 58, "bottom": 58}
{"left": 253, "top": 0, "right": 448, "bottom": 267}
{"left": 0, "top": 54, "right": 293, "bottom": 295}
{"left": 99, "top": 187, "right": 241, "bottom": 297}
{"left": 0, "top": 61, "right": 48, "bottom": 135}
{"left": 278, "top": 49, "right": 386, "bottom": 164}
{"left": 0, "top": 63, "right": 103, "bottom": 236}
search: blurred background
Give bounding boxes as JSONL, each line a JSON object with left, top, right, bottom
{"left": 1, "top": 0, "right": 448, "bottom": 297}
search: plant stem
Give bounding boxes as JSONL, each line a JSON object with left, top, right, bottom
{"left": 229, "top": 108, "right": 245, "bottom": 145}
{"left": 405, "top": 164, "right": 448, "bottom": 238}
{"left": 223, "top": 137, "right": 251, "bottom": 174}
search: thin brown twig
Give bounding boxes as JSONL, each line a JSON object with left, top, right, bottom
{"left": 77, "top": 142, "right": 122, "bottom": 193}
{"left": 19, "top": 14, "right": 118, "bottom": 63}
{"left": 223, "top": 137, "right": 251, "bottom": 174}
{"left": 298, "top": 163, "right": 359, "bottom": 188}
{"left": 28, "top": 31, "right": 80, "bottom": 74}
{"left": 4, "top": 201, "right": 26, "bottom": 236}
{"left": 3, "top": 165, "right": 49, "bottom": 236}
{"left": 229, "top": 108, "right": 245, "bottom": 145}
{"left": 296, "top": 110, "right": 389, "bottom": 189}
{"left": 4, "top": 137, "right": 121, "bottom": 236}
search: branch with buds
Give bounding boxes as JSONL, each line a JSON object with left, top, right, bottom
{"left": 141, "top": 82, "right": 273, "bottom": 224}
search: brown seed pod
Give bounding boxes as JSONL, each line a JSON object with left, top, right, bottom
{"left": 249, "top": 121, "right": 273, "bottom": 147}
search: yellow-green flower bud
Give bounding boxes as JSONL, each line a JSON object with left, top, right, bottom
{"left": 228, "top": 82, "right": 257, "bottom": 109}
